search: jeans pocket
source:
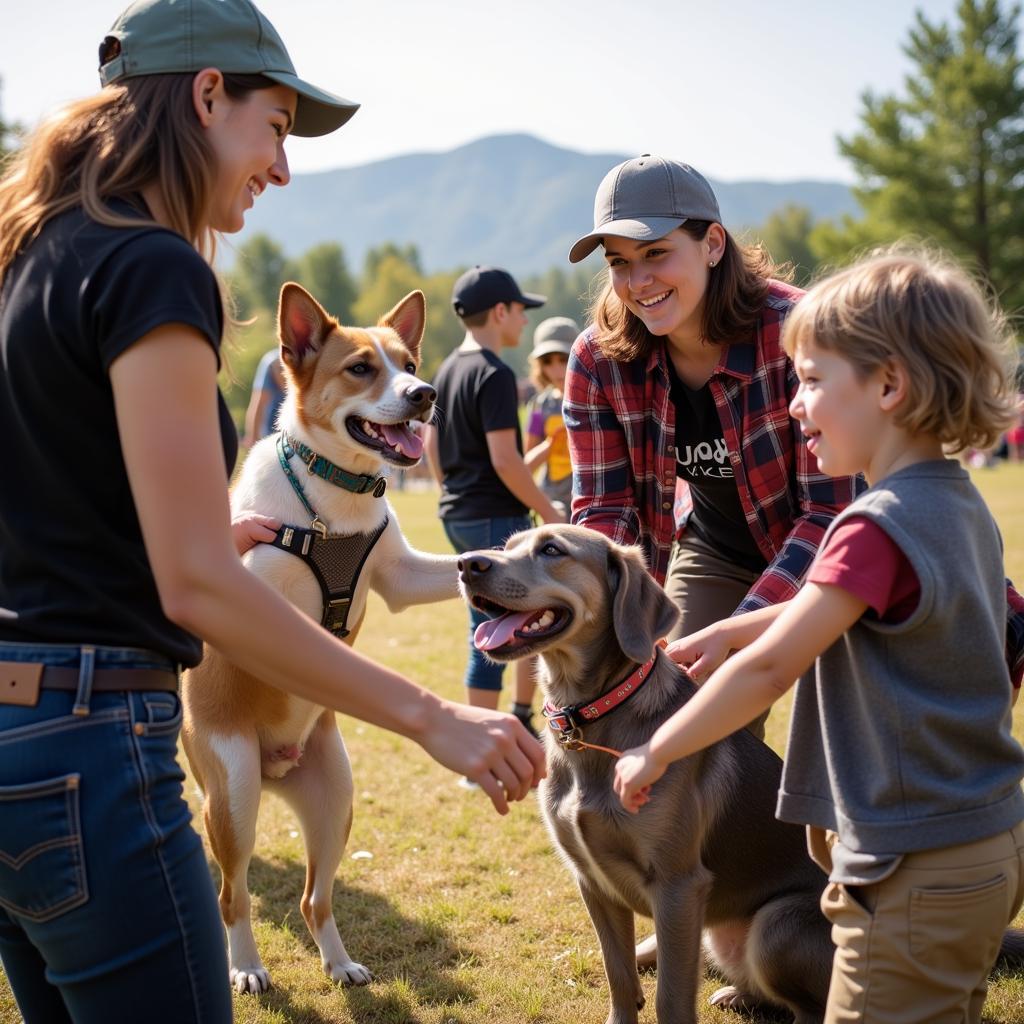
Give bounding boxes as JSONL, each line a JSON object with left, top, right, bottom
{"left": 136, "top": 693, "right": 183, "bottom": 737}
{"left": 909, "top": 873, "right": 1008, "bottom": 968}
{"left": 0, "top": 773, "right": 88, "bottom": 922}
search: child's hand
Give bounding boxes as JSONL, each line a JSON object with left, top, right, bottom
{"left": 613, "top": 743, "right": 666, "bottom": 814}
{"left": 231, "top": 511, "right": 281, "bottom": 556}
{"left": 666, "top": 626, "right": 731, "bottom": 684}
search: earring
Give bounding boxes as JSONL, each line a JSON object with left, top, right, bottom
{"left": 708, "top": 260, "right": 716, "bottom": 268}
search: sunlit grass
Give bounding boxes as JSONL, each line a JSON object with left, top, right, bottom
{"left": 1, "top": 463, "right": 1022, "bottom": 1023}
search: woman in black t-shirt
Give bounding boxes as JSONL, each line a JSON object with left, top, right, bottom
{"left": 0, "top": 2, "right": 543, "bottom": 1020}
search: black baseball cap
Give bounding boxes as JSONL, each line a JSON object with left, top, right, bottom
{"left": 98, "top": 0, "right": 359, "bottom": 138}
{"left": 452, "top": 266, "right": 546, "bottom": 319}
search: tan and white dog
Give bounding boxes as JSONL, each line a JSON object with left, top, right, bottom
{"left": 183, "top": 283, "right": 458, "bottom": 994}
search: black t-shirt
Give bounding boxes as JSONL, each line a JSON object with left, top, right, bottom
{"left": 432, "top": 347, "right": 528, "bottom": 520}
{"left": 667, "top": 358, "right": 766, "bottom": 573}
{"left": 0, "top": 202, "right": 235, "bottom": 666}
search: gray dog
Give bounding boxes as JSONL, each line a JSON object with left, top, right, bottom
{"left": 460, "top": 524, "right": 836, "bottom": 1024}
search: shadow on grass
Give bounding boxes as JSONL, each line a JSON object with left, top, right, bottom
{"left": 229, "top": 854, "right": 477, "bottom": 1022}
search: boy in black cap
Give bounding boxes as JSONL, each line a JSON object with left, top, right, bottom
{"left": 426, "top": 267, "right": 566, "bottom": 748}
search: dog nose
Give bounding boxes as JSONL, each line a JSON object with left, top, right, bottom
{"left": 405, "top": 383, "right": 436, "bottom": 408}
{"left": 458, "top": 553, "right": 492, "bottom": 578}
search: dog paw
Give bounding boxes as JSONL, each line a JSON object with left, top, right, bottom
{"left": 230, "top": 965, "right": 271, "bottom": 994}
{"left": 709, "top": 985, "right": 757, "bottom": 1011}
{"left": 325, "top": 958, "right": 373, "bottom": 986}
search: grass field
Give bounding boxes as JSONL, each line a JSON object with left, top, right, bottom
{"left": 2, "top": 463, "right": 1023, "bottom": 1023}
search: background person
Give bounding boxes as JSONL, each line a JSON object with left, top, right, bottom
{"left": 242, "top": 345, "right": 285, "bottom": 446}
{"left": 524, "top": 315, "right": 579, "bottom": 519}
{"left": 614, "top": 250, "right": 1024, "bottom": 1023}
{"left": 0, "top": 4, "right": 543, "bottom": 1021}
{"left": 424, "top": 267, "right": 565, "bottom": 751}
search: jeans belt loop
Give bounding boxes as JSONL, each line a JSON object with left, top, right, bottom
{"left": 73, "top": 645, "right": 96, "bottom": 717}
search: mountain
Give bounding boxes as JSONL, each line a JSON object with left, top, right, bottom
{"left": 235, "top": 133, "right": 858, "bottom": 276}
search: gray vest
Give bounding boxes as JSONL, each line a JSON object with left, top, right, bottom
{"left": 777, "top": 459, "right": 1024, "bottom": 854}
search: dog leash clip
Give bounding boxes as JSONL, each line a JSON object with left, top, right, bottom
{"left": 558, "top": 726, "right": 585, "bottom": 751}
{"left": 310, "top": 517, "right": 328, "bottom": 539}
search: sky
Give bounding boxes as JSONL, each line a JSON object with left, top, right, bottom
{"left": 3, "top": 0, "right": 967, "bottom": 184}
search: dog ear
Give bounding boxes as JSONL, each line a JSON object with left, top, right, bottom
{"left": 607, "top": 543, "right": 681, "bottom": 663}
{"left": 278, "top": 283, "right": 333, "bottom": 370}
{"left": 378, "top": 290, "right": 426, "bottom": 360}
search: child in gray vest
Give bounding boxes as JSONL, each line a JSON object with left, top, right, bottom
{"left": 613, "top": 248, "right": 1024, "bottom": 1022}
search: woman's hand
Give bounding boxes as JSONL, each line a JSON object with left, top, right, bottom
{"left": 420, "top": 701, "right": 546, "bottom": 815}
{"left": 231, "top": 511, "right": 281, "bottom": 556}
{"left": 665, "top": 625, "right": 732, "bottom": 684}
{"left": 613, "top": 742, "right": 666, "bottom": 813}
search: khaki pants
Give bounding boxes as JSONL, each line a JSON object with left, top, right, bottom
{"left": 810, "top": 823, "right": 1024, "bottom": 1024}
{"left": 664, "top": 531, "right": 767, "bottom": 739}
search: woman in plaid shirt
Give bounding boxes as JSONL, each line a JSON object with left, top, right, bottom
{"left": 565, "top": 156, "right": 862, "bottom": 664}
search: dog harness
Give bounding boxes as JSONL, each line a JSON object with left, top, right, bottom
{"left": 542, "top": 650, "right": 659, "bottom": 757}
{"left": 269, "top": 433, "right": 389, "bottom": 639}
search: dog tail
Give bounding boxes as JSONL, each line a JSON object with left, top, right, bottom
{"left": 994, "top": 928, "right": 1024, "bottom": 972}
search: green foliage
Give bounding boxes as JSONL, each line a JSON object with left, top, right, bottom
{"left": 823, "top": 0, "right": 1024, "bottom": 309}
{"left": 749, "top": 204, "right": 820, "bottom": 286}
{"left": 230, "top": 233, "right": 298, "bottom": 318}
{"left": 295, "top": 242, "right": 357, "bottom": 324}
{"left": 0, "top": 78, "right": 22, "bottom": 164}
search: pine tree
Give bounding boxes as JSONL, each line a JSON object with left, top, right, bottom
{"left": 838, "top": 0, "right": 1024, "bottom": 311}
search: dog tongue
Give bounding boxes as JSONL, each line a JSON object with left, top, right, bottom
{"left": 474, "top": 611, "right": 535, "bottom": 651}
{"left": 381, "top": 423, "right": 423, "bottom": 459}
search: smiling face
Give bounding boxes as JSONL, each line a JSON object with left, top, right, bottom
{"left": 603, "top": 227, "right": 719, "bottom": 347}
{"left": 204, "top": 82, "right": 296, "bottom": 233}
{"left": 789, "top": 338, "right": 887, "bottom": 480}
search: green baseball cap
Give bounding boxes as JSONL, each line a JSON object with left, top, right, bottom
{"left": 98, "top": 0, "right": 359, "bottom": 138}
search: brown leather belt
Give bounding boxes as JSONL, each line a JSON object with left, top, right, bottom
{"left": 1, "top": 661, "right": 178, "bottom": 708}
{"left": 41, "top": 667, "right": 179, "bottom": 692}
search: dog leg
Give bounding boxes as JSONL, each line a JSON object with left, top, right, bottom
{"left": 651, "top": 869, "right": 713, "bottom": 1024}
{"left": 577, "top": 880, "right": 645, "bottom": 1024}
{"left": 203, "top": 733, "right": 270, "bottom": 994}
{"left": 271, "top": 712, "right": 371, "bottom": 986}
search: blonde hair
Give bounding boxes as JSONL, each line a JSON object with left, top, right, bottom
{"left": 0, "top": 72, "right": 275, "bottom": 286}
{"left": 782, "top": 248, "right": 1020, "bottom": 453}
{"left": 590, "top": 221, "right": 789, "bottom": 362}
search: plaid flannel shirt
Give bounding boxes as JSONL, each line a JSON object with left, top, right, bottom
{"left": 563, "top": 282, "right": 863, "bottom": 613}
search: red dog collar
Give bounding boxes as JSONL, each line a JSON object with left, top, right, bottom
{"left": 543, "top": 652, "right": 658, "bottom": 743}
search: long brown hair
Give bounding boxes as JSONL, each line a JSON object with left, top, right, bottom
{"left": 0, "top": 72, "right": 274, "bottom": 285}
{"left": 590, "top": 221, "right": 789, "bottom": 363}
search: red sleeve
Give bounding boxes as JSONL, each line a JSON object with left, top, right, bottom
{"left": 807, "top": 518, "right": 920, "bottom": 622}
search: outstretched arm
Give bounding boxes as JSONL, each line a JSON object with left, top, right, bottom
{"left": 110, "top": 324, "right": 545, "bottom": 814}
{"left": 614, "top": 581, "right": 866, "bottom": 812}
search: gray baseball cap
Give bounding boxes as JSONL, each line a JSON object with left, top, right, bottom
{"left": 568, "top": 154, "right": 721, "bottom": 264}
{"left": 98, "top": 0, "right": 359, "bottom": 138}
{"left": 530, "top": 316, "right": 579, "bottom": 360}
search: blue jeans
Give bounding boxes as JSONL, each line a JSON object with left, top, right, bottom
{"left": 0, "top": 641, "right": 231, "bottom": 1024}
{"left": 442, "top": 515, "right": 531, "bottom": 691}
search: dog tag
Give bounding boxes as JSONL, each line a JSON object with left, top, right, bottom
{"left": 0, "top": 661, "right": 42, "bottom": 706}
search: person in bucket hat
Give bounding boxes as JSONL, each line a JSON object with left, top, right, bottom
{"left": 0, "top": 3, "right": 544, "bottom": 1018}
{"left": 563, "top": 159, "right": 864, "bottom": 969}
{"left": 524, "top": 316, "right": 580, "bottom": 516}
